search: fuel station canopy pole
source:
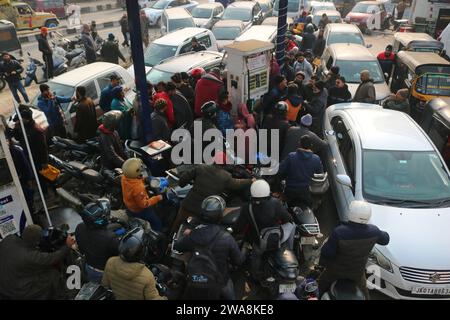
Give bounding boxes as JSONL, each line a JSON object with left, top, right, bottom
{"left": 275, "top": 0, "right": 288, "bottom": 69}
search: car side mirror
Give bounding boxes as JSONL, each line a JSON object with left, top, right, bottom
{"left": 336, "top": 174, "right": 352, "bottom": 188}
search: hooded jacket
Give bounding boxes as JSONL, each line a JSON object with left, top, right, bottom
{"left": 171, "top": 92, "right": 193, "bottom": 130}
{"left": 174, "top": 224, "right": 245, "bottom": 283}
{"left": 328, "top": 84, "right": 352, "bottom": 106}
{"left": 216, "top": 100, "right": 234, "bottom": 137}
{"left": 281, "top": 126, "right": 327, "bottom": 161}
{"left": 278, "top": 149, "right": 324, "bottom": 189}
{"left": 98, "top": 124, "right": 127, "bottom": 169}
{"left": 353, "top": 79, "right": 376, "bottom": 103}
{"left": 74, "top": 97, "right": 98, "bottom": 143}
{"left": 121, "top": 176, "right": 163, "bottom": 213}
{"left": 194, "top": 73, "right": 224, "bottom": 117}
{"left": 284, "top": 94, "right": 303, "bottom": 122}
{"left": 13, "top": 120, "right": 48, "bottom": 168}
{"left": 101, "top": 256, "right": 166, "bottom": 300}
{"left": 100, "top": 40, "right": 126, "bottom": 64}
{"left": 153, "top": 91, "right": 175, "bottom": 126}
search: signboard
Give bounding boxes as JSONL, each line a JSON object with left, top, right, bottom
{"left": 66, "top": 4, "right": 81, "bottom": 29}
{"left": 247, "top": 54, "right": 267, "bottom": 72}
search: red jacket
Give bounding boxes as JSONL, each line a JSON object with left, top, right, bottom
{"left": 194, "top": 73, "right": 224, "bottom": 118}
{"left": 153, "top": 91, "right": 175, "bottom": 126}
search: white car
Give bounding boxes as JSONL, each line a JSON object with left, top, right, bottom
{"left": 19, "top": 63, "right": 135, "bottom": 137}
{"left": 212, "top": 19, "right": 245, "bottom": 51}
{"left": 272, "top": 0, "right": 301, "bottom": 18}
{"left": 161, "top": 7, "right": 196, "bottom": 35}
{"left": 323, "top": 103, "right": 450, "bottom": 300}
{"left": 221, "top": 1, "right": 263, "bottom": 31}
{"left": 144, "top": 0, "right": 198, "bottom": 27}
{"left": 234, "top": 25, "right": 277, "bottom": 43}
{"left": 191, "top": 3, "right": 224, "bottom": 29}
{"left": 323, "top": 23, "right": 367, "bottom": 47}
{"left": 309, "top": 1, "right": 336, "bottom": 16}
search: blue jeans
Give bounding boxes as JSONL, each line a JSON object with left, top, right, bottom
{"left": 8, "top": 80, "right": 29, "bottom": 103}
{"left": 134, "top": 207, "right": 162, "bottom": 232}
{"left": 85, "top": 264, "right": 103, "bottom": 284}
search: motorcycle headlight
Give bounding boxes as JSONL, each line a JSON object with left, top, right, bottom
{"left": 368, "top": 248, "right": 394, "bottom": 273}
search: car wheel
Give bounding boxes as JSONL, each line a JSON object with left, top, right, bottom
{"left": 46, "top": 20, "right": 58, "bottom": 28}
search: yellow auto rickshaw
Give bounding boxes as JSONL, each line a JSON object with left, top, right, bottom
{"left": 390, "top": 51, "right": 450, "bottom": 119}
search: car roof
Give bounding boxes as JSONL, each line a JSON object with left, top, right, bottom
{"left": 227, "top": 1, "right": 256, "bottom": 9}
{"left": 328, "top": 43, "right": 374, "bottom": 60}
{"left": 396, "top": 51, "right": 450, "bottom": 70}
{"left": 394, "top": 32, "right": 435, "bottom": 44}
{"left": 164, "top": 7, "right": 191, "bottom": 17}
{"left": 213, "top": 19, "right": 244, "bottom": 28}
{"left": 313, "top": 10, "right": 341, "bottom": 17}
{"left": 195, "top": 3, "right": 222, "bottom": 9}
{"left": 49, "top": 62, "right": 123, "bottom": 86}
{"left": 311, "top": 1, "right": 335, "bottom": 7}
{"left": 358, "top": 1, "right": 384, "bottom": 4}
{"left": 235, "top": 25, "right": 276, "bottom": 42}
{"left": 262, "top": 16, "right": 294, "bottom": 25}
{"left": 339, "top": 105, "right": 434, "bottom": 151}
{"left": 153, "top": 27, "right": 209, "bottom": 45}
{"left": 153, "top": 51, "right": 223, "bottom": 72}
{"left": 326, "top": 23, "right": 361, "bottom": 32}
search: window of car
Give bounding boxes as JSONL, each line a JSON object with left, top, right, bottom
{"left": 97, "top": 72, "right": 121, "bottom": 91}
{"left": 213, "top": 7, "right": 223, "bottom": 17}
{"left": 198, "top": 34, "right": 212, "bottom": 48}
{"left": 212, "top": 26, "right": 242, "bottom": 40}
{"left": 336, "top": 59, "right": 384, "bottom": 83}
{"left": 84, "top": 80, "right": 98, "bottom": 101}
{"left": 332, "top": 116, "right": 356, "bottom": 192}
{"left": 428, "top": 118, "right": 450, "bottom": 156}
{"left": 327, "top": 32, "right": 364, "bottom": 46}
{"left": 144, "top": 42, "right": 178, "bottom": 66}
{"left": 150, "top": 0, "right": 169, "bottom": 9}
{"left": 222, "top": 7, "right": 252, "bottom": 22}
{"left": 169, "top": 17, "right": 195, "bottom": 32}
{"left": 326, "top": 56, "right": 334, "bottom": 70}
{"left": 192, "top": 7, "right": 213, "bottom": 18}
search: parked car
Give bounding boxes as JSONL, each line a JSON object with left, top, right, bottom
{"left": 323, "top": 23, "right": 367, "bottom": 47}
{"left": 0, "top": 20, "right": 22, "bottom": 58}
{"left": 143, "top": 27, "right": 218, "bottom": 67}
{"left": 309, "top": 1, "right": 336, "bottom": 16}
{"left": 221, "top": 1, "right": 263, "bottom": 30}
{"left": 23, "top": 62, "right": 135, "bottom": 137}
{"left": 319, "top": 43, "right": 390, "bottom": 102}
{"left": 24, "top": 0, "right": 66, "bottom": 18}
{"left": 312, "top": 10, "right": 342, "bottom": 27}
{"left": 272, "top": 0, "right": 300, "bottom": 18}
{"left": 11, "top": 1, "right": 59, "bottom": 29}
{"left": 191, "top": 3, "right": 224, "bottom": 29}
{"left": 146, "top": 50, "right": 224, "bottom": 84}
{"left": 344, "top": 0, "right": 389, "bottom": 34}
{"left": 323, "top": 103, "right": 450, "bottom": 300}
{"left": 393, "top": 32, "right": 444, "bottom": 55}
{"left": 212, "top": 19, "right": 245, "bottom": 50}
{"left": 234, "top": 24, "right": 277, "bottom": 43}
{"left": 144, "top": 0, "right": 198, "bottom": 27}
{"left": 161, "top": 7, "right": 195, "bottom": 35}
{"left": 256, "top": 0, "right": 273, "bottom": 20}
{"left": 262, "top": 16, "right": 294, "bottom": 28}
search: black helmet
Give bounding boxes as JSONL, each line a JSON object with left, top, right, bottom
{"left": 274, "top": 101, "right": 288, "bottom": 115}
{"left": 305, "top": 24, "right": 314, "bottom": 34}
{"left": 119, "top": 227, "right": 144, "bottom": 263}
{"left": 201, "top": 101, "right": 218, "bottom": 119}
{"left": 102, "top": 110, "right": 123, "bottom": 130}
{"left": 80, "top": 199, "right": 110, "bottom": 228}
{"left": 200, "top": 195, "right": 225, "bottom": 224}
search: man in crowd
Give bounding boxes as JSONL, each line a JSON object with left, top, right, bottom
{"left": 353, "top": 70, "right": 376, "bottom": 104}
{"left": 98, "top": 110, "right": 128, "bottom": 170}
{"left": 151, "top": 98, "right": 171, "bottom": 142}
{"left": 383, "top": 88, "right": 410, "bottom": 113}
{"left": 262, "top": 75, "right": 287, "bottom": 114}
{"left": 0, "top": 52, "right": 29, "bottom": 103}
{"left": 81, "top": 24, "right": 97, "bottom": 64}
{"left": 191, "top": 37, "right": 207, "bottom": 52}
{"left": 101, "top": 33, "right": 126, "bottom": 65}
{"left": 194, "top": 68, "right": 224, "bottom": 118}
{"left": 294, "top": 52, "right": 313, "bottom": 83}
{"left": 140, "top": 10, "right": 150, "bottom": 48}
{"left": 100, "top": 74, "right": 121, "bottom": 113}
{"left": 74, "top": 86, "right": 98, "bottom": 143}
{"left": 377, "top": 45, "right": 395, "bottom": 83}
{"left": 38, "top": 27, "right": 53, "bottom": 79}
{"left": 119, "top": 13, "right": 130, "bottom": 47}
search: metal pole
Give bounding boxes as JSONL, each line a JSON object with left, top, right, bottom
{"left": 275, "top": 0, "right": 288, "bottom": 69}
{"left": 11, "top": 103, "right": 52, "bottom": 227}
{"left": 126, "top": 0, "right": 152, "bottom": 144}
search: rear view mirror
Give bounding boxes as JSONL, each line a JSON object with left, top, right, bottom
{"left": 336, "top": 174, "right": 352, "bottom": 188}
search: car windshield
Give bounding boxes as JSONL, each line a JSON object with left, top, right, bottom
{"left": 363, "top": 150, "right": 450, "bottom": 206}
{"left": 169, "top": 18, "right": 195, "bottom": 31}
{"left": 260, "top": 3, "right": 270, "bottom": 12}
{"left": 191, "top": 7, "right": 213, "bottom": 18}
{"left": 150, "top": 0, "right": 168, "bottom": 9}
{"left": 146, "top": 68, "right": 174, "bottom": 84}
{"left": 212, "top": 26, "right": 241, "bottom": 40}
{"left": 222, "top": 7, "right": 252, "bottom": 21}
{"left": 313, "top": 14, "right": 340, "bottom": 26}
{"left": 312, "top": 5, "right": 335, "bottom": 14}
{"left": 32, "top": 82, "right": 74, "bottom": 111}
{"left": 336, "top": 60, "right": 384, "bottom": 83}
{"left": 274, "top": 0, "right": 299, "bottom": 12}
{"left": 352, "top": 3, "right": 372, "bottom": 13}
{"left": 328, "top": 32, "right": 364, "bottom": 46}
{"left": 144, "top": 43, "right": 178, "bottom": 67}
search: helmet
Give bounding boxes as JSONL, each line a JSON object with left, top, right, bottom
{"left": 201, "top": 101, "right": 218, "bottom": 119}
{"left": 102, "top": 110, "right": 123, "bottom": 130}
{"left": 250, "top": 180, "right": 270, "bottom": 198}
{"left": 81, "top": 198, "right": 111, "bottom": 228}
{"left": 122, "top": 158, "right": 144, "bottom": 179}
{"left": 348, "top": 200, "right": 372, "bottom": 224}
{"left": 189, "top": 67, "right": 205, "bottom": 79}
{"left": 119, "top": 227, "right": 145, "bottom": 263}
{"left": 200, "top": 195, "right": 226, "bottom": 224}
{"left": 305, "top": 24, "right": 314, "bottom": 34}
{"left": 274, "top": 101, "right": 288, "bottom": 115}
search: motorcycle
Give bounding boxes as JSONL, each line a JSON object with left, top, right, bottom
{"left": 51, "top": 136, "right": 101, "bottom": 168}
{"left": 24, "top": 52, "right": 45, "bottom": 87}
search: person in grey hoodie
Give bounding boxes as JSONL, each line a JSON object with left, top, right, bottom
{"left": 305, "top": 81, "right": 328, "bottom": 136}
{"left": 80, "top": 24, "right": 97, "bottom": 64}
{"left": 353, "top": 70, "right": 376, "bottom": 103}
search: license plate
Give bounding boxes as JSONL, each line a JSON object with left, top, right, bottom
{"left": 411, "top": 287, "right": 450, "bottom": 295}
{"left": 301, "top": 237, "right": 316, "bottom": 245}
{"left": 279, "top": 283, "right": 296, "bottom": 294}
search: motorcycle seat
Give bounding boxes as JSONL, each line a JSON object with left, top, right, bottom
{"left": 58, "top": 137, "right": 91, "bottom": 152}
{"left": 330, "top": 279, "right": 366, "bottom": 300}
{"left": 81, "top": 169, "right": 104, "bottom": 183}
{"left": 68, "top": 161, "right": 88, "bottom": 172}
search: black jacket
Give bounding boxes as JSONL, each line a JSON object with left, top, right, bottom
{"left": 38, "top": 34, "right": 53, "bottom": 57}
{"left": 75, "top": 223, "right": 120, "bottom": 270}
{"left": 120, "top": 16, "right": 129, "bottom": 33}
{"left": 0, "top": 234, "right": 69, "bottom": 299}
{"left": 13, "top": 120, "right": 49, "bottom": 168}
{"left": 178, "top": 83, "right": 195, "bottom": 109}
{"left": 98, "top": 127, "right": 127, "bottom": 169}
{"left": 261, "top": 114, "right": 290, "bottom": 158}
{"left": 150, "top": 110, "right": 170, "bottom": 142}
{"left": 0, "top": 59, "right": 24, "bottom": 83}
{"left": 313, "top": 37, "right": 325, "bottom": 57}
{"left": 236, "top": 198, "right": 292, "bottom": 244}
{"left": 328, "top": 85, "right": 352, "bottom": 106}
{"left": 282, "top": 64, "right": 295, "bottom": 82}
{"left": 174, "top": 224, "right": 245, "bottom": 283}
{"left": 171, "top": 92, "right": 193, "bottom": 130}
{"left": 100, "top": 40, "right": 126, "bottom": 64}
{"left": 301, "top": 33, "right": 316, "bottom": 51}
{"left": 281, "top": 125, "right": 327, "bottom": 160}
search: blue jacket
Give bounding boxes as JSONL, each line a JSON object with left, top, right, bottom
{"left": 99, "top": 84, "right": 114, "bottom": 112}
{"left": 9, "top": 144, "right": 33, "bottom": 183}
{"left": 217, "top": 109, "right": 234, "bottom": 137}
{"left": 279, "top": 149, "right": 323, "bottom": 189}
{"left": 37, "top": 95, "right": 71, "bottom": 128}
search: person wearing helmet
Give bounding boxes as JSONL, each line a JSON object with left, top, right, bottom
{"left": 189, "top": 67, "right": 205, "bottom": 90}
{"left": 188, "top": 100, "right": 220, "bottom": 158}
{"left": 318, "top": 200, "right": 390, "bottom": 299}
{"left": 301, "top": 23, "right": 317, "bottom": 52}
{"left": 100, "top": 33, "right": 126, "bottom": 65}
{"left": 194, "top": 67, "right": 224, "bottom": 118}
{"left": 170, "top": 151, "right": 253, "bottom": 235}
{"left": 102, "top": 228, "right": 166, "bottom": 300}
{"left": 279, "top": 135, "right": 324, "bottom": 208}
{"left": 121, "top": 158, "right": 164, "bottom": 231}
{"left": 75, "top": 199, "right": 120, "bottom": 283}
{"left": 174, "top": 195, "right": 245, "bottom": 300}
{"left": 235, "top": 179, "right": 293, "bottom": 278}
{"left": 98, "top": 110, "right": 128, "bottom": 170}
{"left": 260, "top": 100, "right": 291, "bottom": 159}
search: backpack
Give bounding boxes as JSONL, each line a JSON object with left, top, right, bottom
{"left": 184, "top": 230, "right": 224, "bottom": 299}
{"left": 248, "top": 203, "right": 283, "bottom": 252}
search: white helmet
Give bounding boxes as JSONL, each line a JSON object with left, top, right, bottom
{"left": 348, "top": 201, "right": 372, "bottom": 224}
{"left": 250, "top": 180, "right": 270, "bottom": 198}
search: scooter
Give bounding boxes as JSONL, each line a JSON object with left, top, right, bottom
{"left": 24, "top": 53, "right": 45, "bottom": 87}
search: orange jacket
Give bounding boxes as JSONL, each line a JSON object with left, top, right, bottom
{"left": 121, "top": 176, "right": 163, "bottom": 213}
